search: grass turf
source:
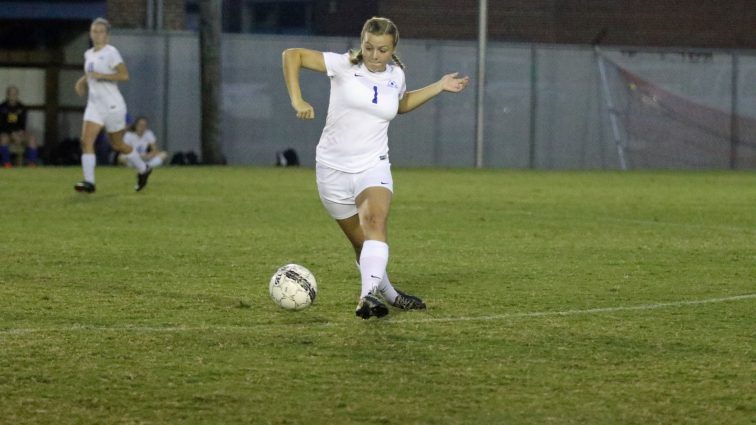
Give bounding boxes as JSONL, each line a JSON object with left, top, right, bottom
{"left": 1, "top": 166, "right": 754, "bottom": 424}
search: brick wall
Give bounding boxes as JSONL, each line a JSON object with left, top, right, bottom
{"left": 162, "top": 0, "right": 186, "bottom": 30}
{"left": 378, "top": 0, "right": 756, "bottom": 48}
{"left": 108, "top": 0, "right": 145, "bottom": 28}
{"left": 107, "top": 0, "right": 185, "bottom": 30}
{"left": 103, "top": 0, "right": 756, "bottom": 48}
{"left": 312, "top": 0, "right": 378, "bottom": 37}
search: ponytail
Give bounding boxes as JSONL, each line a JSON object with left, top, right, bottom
{"left": 391, "top": 53, "right": 405, "bottom": 70}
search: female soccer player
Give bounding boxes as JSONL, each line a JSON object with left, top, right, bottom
{"left": 282, "top": 16, "right": 470, "bottom": 319}
{"left": 74, "top": 17, "right": 152, "bottom": 193}
{"left": 118, "top": 116, "right": 168, "bottom": 169}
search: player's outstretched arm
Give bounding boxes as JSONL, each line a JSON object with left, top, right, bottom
{"left": 398, "top": 72, "right": 470, "bottom": 114}
{"left": 282, "top": 48, "right": 326, "bottom": 120}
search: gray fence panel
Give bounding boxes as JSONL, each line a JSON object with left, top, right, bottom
{"left": 165, "top": 35, "right": 202, "bottom": 155}
{"left": 533, "top": 47, "right": 612, "bottom": 169}
{"left": 734, "top": 53, "right": 756, "bottom": 169}
{"left": 221, "top": 35, "right": 349, "bottom": 166}
{"left": 390, "top": 40, "right": 477, "bottom": 168}
{"left": 114, "top": 33, "right": 167, "bottom": 145}
{"left": 482, "top": 43, "right": 533, "bottom": 168}
{"left": 107, "top": 30, "right": 755, "bottom": 170}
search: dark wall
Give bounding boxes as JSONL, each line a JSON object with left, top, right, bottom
{"left": 312, "top": 0, "right": 379, "bottom": 36}
{"left": 377, "top": 0, "right": 756, "bottom": 48}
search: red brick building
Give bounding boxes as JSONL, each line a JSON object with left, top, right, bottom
{"left": 378, "top": 0, "right": 756, "bottom": 48}
{"left": 107, "top": 0, "right": 186, "bottom": 30}
{"left": 104, "top": 0, "right": 756, "bottom": 49}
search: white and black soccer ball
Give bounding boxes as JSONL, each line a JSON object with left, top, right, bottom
{"left": 269, "top": 264, "right": 318, "bottom": 310}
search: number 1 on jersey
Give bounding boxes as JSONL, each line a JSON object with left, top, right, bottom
{"left": 372, "top": 86, "right": 378, "bottom": 104}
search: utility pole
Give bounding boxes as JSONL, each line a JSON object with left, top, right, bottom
{"left": 199, "top": 0, "right": 224, "bottom": 164}
{"left": 475, "top": 0, "right": 487, "bottom": 168}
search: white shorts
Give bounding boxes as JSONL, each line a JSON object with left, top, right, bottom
{"left": 316, "top": 160, "right": 393, "bottom": 220}
{"left": 83, "top": 103, "right": 127, "bottom": 133}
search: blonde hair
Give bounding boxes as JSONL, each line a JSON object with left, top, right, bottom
{"left": 349, "top": 17, "right": 404, "bottom": 69}
{"left": 91, "top": 17, "right": 111, "bottom": 33}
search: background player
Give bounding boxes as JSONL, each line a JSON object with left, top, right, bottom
{"left": 117, "top": 116, "right": 168, "bottom": 169}
{"left": 74, "top": 17, "right": 152, "bottom": 193}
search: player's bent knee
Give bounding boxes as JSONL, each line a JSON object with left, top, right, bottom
{"left": 359, "top": 215, "right": 387, "bottom": 237}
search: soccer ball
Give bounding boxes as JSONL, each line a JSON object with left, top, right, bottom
{"left": 269, "top": 264, "right": 318, "bottom": 310}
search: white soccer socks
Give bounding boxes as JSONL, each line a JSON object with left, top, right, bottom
{"left": 359, "top": 240, "right": 389, "bottom": 298}
{"left": 147, "top": 156, "right": 163, "bottom": 168}
{"left": 125, "top": 149, "right": 148, "bottom": 173}
{"left": 378, "top": 276, "right": 399, "bottom": 305}
{"left": 354, "top": 258, "right": 400, "bottom": 304}
{"left": 81, "top": 153, "right": 96, "bottom": 183}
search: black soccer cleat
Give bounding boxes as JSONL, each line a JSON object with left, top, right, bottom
{"left": 389, "top": 290, "right": 427, "bottom": 310}
{"left": 355, "top": 293, "right": 389, "bottom": 320}
{"left": 135, "top": 166, "right": 152, "bottom": 192}
{"left": 74, "top": 181, "right": 96, "bottom": 193}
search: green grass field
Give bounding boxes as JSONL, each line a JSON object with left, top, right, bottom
{"left": 1, "top": 166, "right": 754, "bottom": 425}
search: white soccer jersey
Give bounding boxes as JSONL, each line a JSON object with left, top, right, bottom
{"left": 316, "top": 52, "right": 406, "bottom": 173}
{"left": 84, "top": 45, "right": 127, "bottom": 110}
{"left": 124, "top": 130, "right": 156, "bottom": 155}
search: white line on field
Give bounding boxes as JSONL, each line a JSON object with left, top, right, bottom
{"left": 473, "top": 208, "right": 756, "bottom": 234}
{"left": 390, "top": 293, "right": 756, "bottom": 324}
{"left": 1, "top": 293, "right": 754, "bottom": 335}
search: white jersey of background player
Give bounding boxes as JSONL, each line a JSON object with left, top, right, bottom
{"left": 84, "top": 45, "right": 127, "bottom": 115}
{"left": 122, "top": 117, "right": 168, "bottom": 168}
{"left": 283, "top": 17, "right": 470, "bottom": 319}
{"left": 124, "top": 127, "right": 155, "bottom": 156}
{"left": 73, "top": 17, "right": 152, "bottom": 194}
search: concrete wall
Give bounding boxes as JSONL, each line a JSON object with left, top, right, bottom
{"left": 77, "top": 31, "right": 756, "bottom": 169}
